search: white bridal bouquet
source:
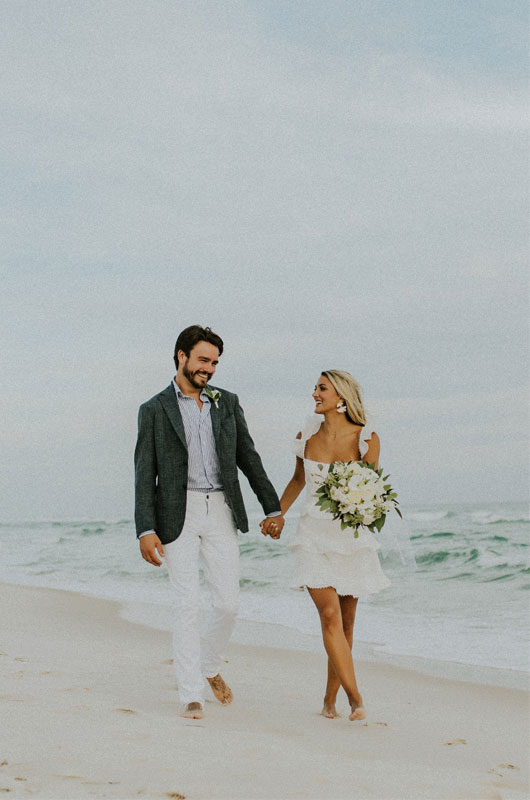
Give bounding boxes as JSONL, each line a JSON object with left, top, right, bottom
{"left": 314, "top": 461, "right": 402, "bottom": 537}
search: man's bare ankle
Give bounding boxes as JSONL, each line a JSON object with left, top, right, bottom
{"left": 181, "top": 701, "right": 203, "bottom": 719}
{"left": 207, "top": 673, "right": 233, "bottom": 704}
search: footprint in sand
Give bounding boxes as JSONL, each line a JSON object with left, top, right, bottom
{"left": 488, "top": 764, "right": 520, "bottom": 777}
{"left": 0, "top": 695, "right": 34, "bottom": 702}
{"left": 60, "top": 687, "right": 92, "bottom": 692}
{"left": 444, "top": 738, "right": 467, "bottom": 745}
{"left": 362, "top": 721, "right": 388, "bottom": 727}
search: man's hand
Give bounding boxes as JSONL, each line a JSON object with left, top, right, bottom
{"left": 259, "top": 515, "right": 285, "bottom": 539}
{"left": 139, "top": 533, "right": 165, "bottom": 566}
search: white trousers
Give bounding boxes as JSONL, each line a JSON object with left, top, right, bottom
{"left": 164, "top": 491, "right": 240, "bottom": 706}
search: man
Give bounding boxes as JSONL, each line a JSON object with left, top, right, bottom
{"left": 135, "top": 325, "right": 284, "bottom": 719}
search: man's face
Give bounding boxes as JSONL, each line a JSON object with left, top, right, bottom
{"left": 178, "top": 341, "right": 220, "bottom": 389}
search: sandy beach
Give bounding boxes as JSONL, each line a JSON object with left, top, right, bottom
{"left": 0, "top": 582, "right": 528, "bottom": 800}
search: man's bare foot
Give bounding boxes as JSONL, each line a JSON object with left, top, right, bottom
{"left": 207, "top": 674, "right": 233, "bottom": 705}
{"left": 321, "top": 700, "right": 341, "bottom": 719}
{"left": 181, "top": 702, "right": 203, "bottom": 719}
{"left": 349, "top": 703, "right": 366, "bottom": 721}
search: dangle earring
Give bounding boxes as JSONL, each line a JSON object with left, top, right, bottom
{"left": 336, "top": 400, "right": 347, "bottom": 413}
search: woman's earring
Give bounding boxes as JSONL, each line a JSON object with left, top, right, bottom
{"left": 336, "top": 401, "right": 347, "bottom": 413}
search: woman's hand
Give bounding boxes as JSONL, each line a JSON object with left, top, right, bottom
{"left": 260, "top": 515, "right": 285, "bottom": 539}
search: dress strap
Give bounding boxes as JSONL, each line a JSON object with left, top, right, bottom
{"left": 290, "top": 415, "right": 323, "bottom": 459}
{"left": 358, "top": 415, "right": 377, "bottom": 461}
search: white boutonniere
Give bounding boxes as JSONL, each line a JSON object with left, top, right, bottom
{"left": 205, "top": 386, "right": 221, "bottom": 407}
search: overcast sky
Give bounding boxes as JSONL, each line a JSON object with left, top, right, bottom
{"left": 1, "top": 0, "right": 528, "bottom": 519}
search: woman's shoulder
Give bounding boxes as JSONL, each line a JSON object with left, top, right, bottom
{"left": 291, "top": 415, "right": 322, "bottom": 457}
{"left": 358, "top": 415, "right": 379, "bottom": 457}
{"left": 361, "top": 427, "right": 379, "bottom": 442}
{"left": 358, "top": 411, "right": 375, "bottom": 431}
{"left": 291, "top": 430, "right": 304, "bottom": 458}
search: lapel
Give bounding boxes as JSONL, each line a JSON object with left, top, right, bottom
{"left": 208, "top": 392, "right": 221, "bottom": 450}
{"left": 159, "top": 384, "right": 187, "bottom": 450}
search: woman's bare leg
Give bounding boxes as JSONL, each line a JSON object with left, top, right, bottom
{"left": 321, "top": 595, "right": 358, "bottom": 718}
{"left": 308, "top": 587, "right": 365, "bottom": 721}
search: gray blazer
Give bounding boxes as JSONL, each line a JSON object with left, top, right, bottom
{"left": 134, "top": 384, "right": 280, "bottom": 544}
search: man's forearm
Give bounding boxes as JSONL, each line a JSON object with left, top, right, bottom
{"left": 233, "top": 398, "right": 281, "bottom": 514}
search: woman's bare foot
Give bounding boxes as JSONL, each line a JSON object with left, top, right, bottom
{"left": 349, "top": 703, "right": 366, "bottom": 721}
{"left": 321, "top": 700, "right": 341, "bottom": 718}
{"left": 181, "top": 702, "right": 203, "bottom": 719}
{"left": 207, "top": 674, "right": 233, "bottom": 705}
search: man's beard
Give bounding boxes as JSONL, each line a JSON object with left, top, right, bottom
{"left": 183, "top": 361, "right": 210, "bottom": 389}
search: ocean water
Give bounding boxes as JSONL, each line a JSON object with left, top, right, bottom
{"left": 1, "top": 501, "right": 528, "bottom": 685}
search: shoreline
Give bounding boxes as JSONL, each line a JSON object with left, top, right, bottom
{"left": 1, "top": 581, "right": 529, "bottom": 799}
{"left": 1, "top": 500, "right": 527, "bottom": 687}
{"left": 1, "top": 577, "right": 528, "bottom": 691}
{"left": 121, "top": 599, "right": 530, "bottom": 692}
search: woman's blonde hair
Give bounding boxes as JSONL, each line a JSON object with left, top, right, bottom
{"left": 321, "top": 370, "right": 366, "bottom": 426}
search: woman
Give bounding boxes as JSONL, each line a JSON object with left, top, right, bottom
{"left": 261, "top": 370, "right": 390, "bottom": 721}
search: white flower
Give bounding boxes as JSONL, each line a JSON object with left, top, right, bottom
{"left": 205, "top": 386, "right": 221, "bottom": 406}
{"left": 347, "top": 489, "right": 364, "bottom": 505}
{"left": 314, "top": 458, "right": 399, "bottom": 536}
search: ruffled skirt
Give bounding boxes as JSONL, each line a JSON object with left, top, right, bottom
{"left": 289, "top": 512, "right": 390, "bottom": 597}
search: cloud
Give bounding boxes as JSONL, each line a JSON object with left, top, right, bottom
{"left": 0, "top": 0, "right": 527, "bottom": 516}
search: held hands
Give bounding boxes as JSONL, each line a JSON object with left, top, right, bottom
{"left": 260, "top": 515, "right": 285, "bottom": 539}
{"left": 139, "top": 533, "right": 165, "bottom": 566}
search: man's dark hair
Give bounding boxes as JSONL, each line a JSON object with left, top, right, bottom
{"left": 173, "top": 325, "right": 224, "bottom": 369}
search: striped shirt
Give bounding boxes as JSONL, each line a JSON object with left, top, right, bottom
{"left": 172, "top": 381, "right": 222, "bottom": 492}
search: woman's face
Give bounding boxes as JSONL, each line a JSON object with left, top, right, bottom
{"left": 312, "top": 375, "right": 341, "bottom": 415}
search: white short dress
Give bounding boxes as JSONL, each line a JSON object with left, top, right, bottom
{"left": 289, "top": 415, "right": 391, "bottom": 597}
